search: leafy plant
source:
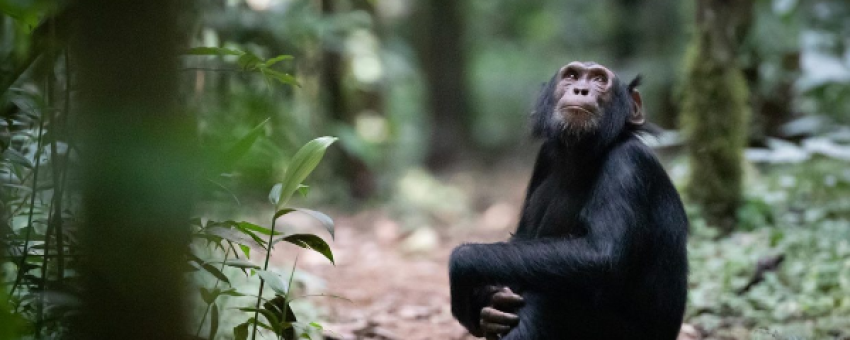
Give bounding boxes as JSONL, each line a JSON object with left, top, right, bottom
{"left": 186, "top": 47, "right": 299, "bottom": 88}
{"left": 189, "top": 134, "right": 338, "bottom": 340}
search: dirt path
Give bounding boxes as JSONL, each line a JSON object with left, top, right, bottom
{"left": 283, "top": 163, "right": 531, "bottom": 340}
{"left": 302, "top": 214, "right": 520, "bottom": 340}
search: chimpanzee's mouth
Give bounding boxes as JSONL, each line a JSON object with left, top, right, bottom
{"left": 564, "top": 105, "right": 594, "bottom": 115}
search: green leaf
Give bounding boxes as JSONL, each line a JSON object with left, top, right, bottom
{"left": 277, "top": 137, "right": 337, "bottom": 207}
{"left": 240, "top": 245, "right": 251, "bottom": 258}
{"left": 269, "top": 183, "right": 283, "bottom": 205}
{"left": 185, "top": 47, "right": 244, "bottom": 56}
{"left": 236, "top": 221, "right": 280, "bottom": 236}
{"left": 201, "top": 263, "right": 230, "bottom": 285}
{"left": 3, "top": 149, "right": 33, "bottom": 168}
{"left": 239, "top": 308, "right": 281, "bottom": 334}
{"left": 220, "top": 288, "right": 245, "bottom": 297}
{"left": 206, "top": 226, "right": 263, "bottom": 248}
{"left": 309, "top": 322, "right": 323, "bottom": 331}
{"left": 264, "top": 55, "right": 294, "bottom": 67}
{"left": 262, "top": 68, "right": 300, "bottom": 87}
{"left": 233, "top": 323, "right": 249, "bottom": 340}
{"left": 257, "top": 270, "right": 288, "bottom": 295}
{"left": 277, "top": 234, "right": 334, "bottom": 264}
{"left": 248, "top": 317, "right": 273, "bottom": 331}
{"left": 209, "top": 303, "right": 219, "bottom": 340}
{"left": 238, "top": 52, "right": 263, "bottom": 70}
{"left": 221, "top": 118, "right": 270, "bottom": 171}
{"left": 200, "top": 287, "right": 218, "bottom": 305}
{"left": 274, "top": 208, "right": 334, "bottom": 240}
{"left": 219, "top": 259, "right": 260, "bottom": 270}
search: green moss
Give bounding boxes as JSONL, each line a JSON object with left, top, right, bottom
{"left": 681, "top": 34, "right": 750, "bottom": 232}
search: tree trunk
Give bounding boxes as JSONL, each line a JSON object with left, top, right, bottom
{"left": 71, "top": 1, "right": 195, "bottom": 339}
{"left": 416, "top": 0, "right": 473, "bottom": 171}
{"left": 681, "top": 0, "right": 754, "bottom": 233}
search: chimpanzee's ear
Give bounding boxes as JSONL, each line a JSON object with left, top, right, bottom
{"left": 628, "top": 76, "right": 645, "bottom": 126}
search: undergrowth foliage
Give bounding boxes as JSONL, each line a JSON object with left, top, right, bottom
{"left": 190, "top": 134, "right": 338, "bottom": 340}
{"left": 1, "top": 40, "right": 338, "bottom": 340}
{"left": 685, "top": 157, "right": 850, "bottom": 340}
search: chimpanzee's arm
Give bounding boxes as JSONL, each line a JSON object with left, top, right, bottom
{"left": 451, "top": 146, "right": 650, "bottom": 299}
{"left": 451, "top": 145, "right": 554, "bottom": 335}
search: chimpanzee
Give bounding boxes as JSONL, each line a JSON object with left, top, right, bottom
{"left": 449, "top": 61, "right": 688, "bottom": 340}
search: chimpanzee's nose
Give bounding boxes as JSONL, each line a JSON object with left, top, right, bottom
{"left": 572, "top": 87, "right": 590, "bottom": 96}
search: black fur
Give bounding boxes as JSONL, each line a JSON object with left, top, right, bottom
{"left": 449, "top": 68, "right": 688, "bottom": 340}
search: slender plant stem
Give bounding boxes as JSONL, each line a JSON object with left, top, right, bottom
{"left": 251, "top": 217, "right": 279, "bottom": 340}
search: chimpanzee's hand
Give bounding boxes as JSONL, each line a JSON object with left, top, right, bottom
{"left": 480, "top": 287, "right": 524, "bottom": 340}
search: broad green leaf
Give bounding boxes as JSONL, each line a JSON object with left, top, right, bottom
{"left": 277, "top": 234, "right": 334, "bottom": 264}
{"left": 201, "top": 263, "right": 231, "bottom": 285}
{"left": 205, "top": 227, "right": 263, "bottom": 248}
{"left": 239, "top": 308, "right": 280, "bottom": 334}
{"left": 200, "top": 287, "right": 218, "bottom": 305}
{"left": 248, "top": 317, "right": 273, "bottom": 331}
{"left": 277, "top": 137, "right": 337, "bottom": 207}
{"left": 274, "top": 208, "right": 334, "bottom": 240}
{"left": 240, "top": 244, "right": 251, "bottom": 258}
{"left": 221, "top": 118, "right": 270, "bottom": 171}
{"left": 220, "top": 288, "right": 245, "bottom": 297}
{"left": 264, "top": 54, "right": 294, "bottom": 67}
{"left": 209, "top": 303, "right": 219, "bottom": 340}
{"left": 3, "top": 149, "right": 33, "bottom": 168}
{"left": 238, "top": 52, "right": 262, "bottom": 70}
{"left": 219, "top": 259, "right": 260, "bottom": 270}
{"left": 233, "top": 323, "right": 249, "bottom": 340}
{"left": 263, "top": 68, "right": 300, "bottom": 87}
{"left": 185, "top": 47, "right": 243, "bottom": 56}
{"left": 257, "top": 270, "right": 288, "bottom": 295}
{"left": 236, "top": 221, "right": 280, "bottom": 236}
{"left": 269, "top": 183, "right": 283, "bottom": 205}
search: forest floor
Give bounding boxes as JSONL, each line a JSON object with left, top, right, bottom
{"left": 271, "top": 156, "right": 700, "bottom": 340}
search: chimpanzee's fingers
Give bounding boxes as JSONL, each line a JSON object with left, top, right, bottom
{"left": 482, "top": 322, "right": 511, "bottom": 336}
{"left": 481, "top": 306, "right": 519, "bottom": 326}
{"left": 491, "top": 288, "right": 524, "bottom": 310}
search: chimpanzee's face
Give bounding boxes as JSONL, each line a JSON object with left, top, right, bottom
{"left": 550, "top": 61, "right": 616, "bottom": 135}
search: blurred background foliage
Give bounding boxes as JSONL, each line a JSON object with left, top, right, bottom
{"left": 1, "top": 0, "right": 850, "bottom": 339}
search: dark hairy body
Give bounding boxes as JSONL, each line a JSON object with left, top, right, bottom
{"left": 449, "top": 62, "right": 688, "bottom": 340}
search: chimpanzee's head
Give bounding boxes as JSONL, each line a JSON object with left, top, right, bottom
{"left": 531, "top": 61, "right": 644, "bottom": 146}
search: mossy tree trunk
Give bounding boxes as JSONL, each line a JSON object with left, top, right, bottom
{"left": 71, "top": 1, "right": 195, "bottom": 339}
{"left": 681, "top": 0, "right": 754, "bottom": 233}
